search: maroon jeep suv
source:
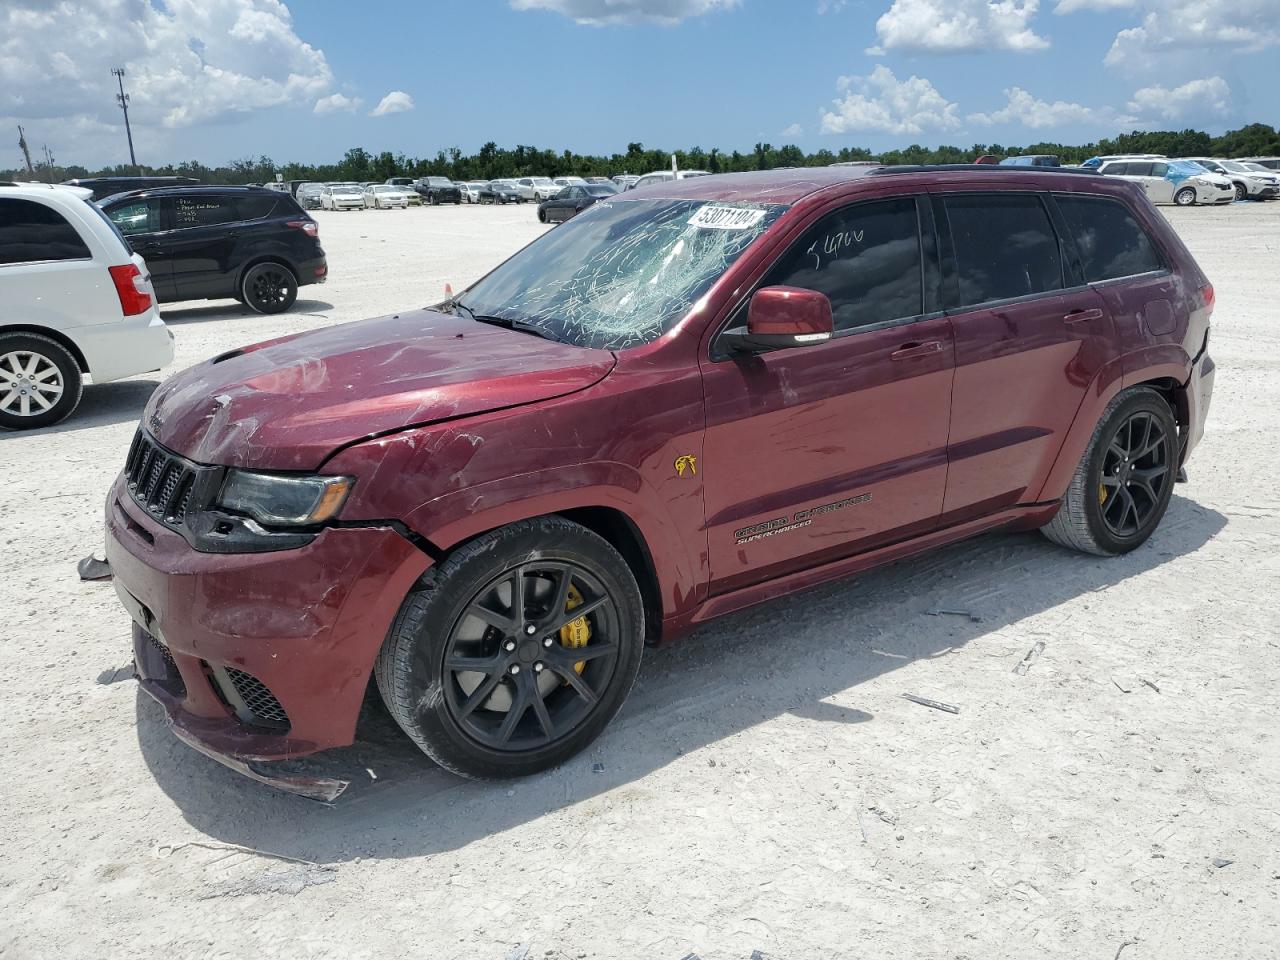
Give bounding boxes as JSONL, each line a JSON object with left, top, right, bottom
{"left": 105, "top": 165, "right": 1214, "bottom": 794}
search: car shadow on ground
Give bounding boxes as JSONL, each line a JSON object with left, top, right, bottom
{"left": 135, "top": 495, "right": 1226, "bottom": 863}
{"left": 0, "top": 379, "right": 159, "bottom": 439}
{"left": 159, "top": 299, "right": 334, "bottom": 325}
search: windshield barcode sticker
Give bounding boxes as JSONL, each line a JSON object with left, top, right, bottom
{"left": 689, "top": 206, "right": 767, "bottom": 230}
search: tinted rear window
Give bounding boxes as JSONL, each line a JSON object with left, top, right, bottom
{"left": 173, "top": 196, "right": 240, "bottom": 228}
{"left": 945, "top": 193, "right": 1063, "bottom": 306}
{"left": 236, "top": 194, "right": 280, "bottom": 220}
{"left": 0, "top": 198, "right": 91, "bottom": 265}
{"left": 1056, "top": 195, "right": 1164, "bottom": 282}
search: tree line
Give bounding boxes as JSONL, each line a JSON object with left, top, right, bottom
{"left": 7, "top": 123, "right": 1279, "bottom": 185}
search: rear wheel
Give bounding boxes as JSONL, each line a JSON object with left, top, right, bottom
{"left": 241, "top": 262, "right": 298, "bottom": 315}
{"left": 0, "top": 333, "right": 83, "bottom": 430}
{"left": 1174, "top": 187, "right": 1197, "bottom": 206}
{"left": 375, "top": 517, "right": 645, "bottom": 779}
{"left": 1041, "top": 388, "right": 1178, "bottom": 556}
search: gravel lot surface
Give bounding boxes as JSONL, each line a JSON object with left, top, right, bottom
{"left": 1, "top": 201, "right": 1276, "bottom": 960}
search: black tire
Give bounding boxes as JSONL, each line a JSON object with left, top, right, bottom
{"left": 1233, "top": 182, "right": 1247, "bottom": 202}
{"left": 1174, "top": 187, "right": 1197, "bottom": 206}
{"left": 375, "top": 516, "right": 645, "bottom": 779}
{"left": 538, "top": 209, "right": 548, "bottom": 223}
{"left": 430, "top": 193, "right": 439, "bottom": 206}
{"left": 241, "top": 262, "right": 298, "bottom": 315}
{"left": 0, "top": 332, "right": 83, "bottom": 430}
{"left": 1040, "top": 387, "right": 1178, "bottom": 556}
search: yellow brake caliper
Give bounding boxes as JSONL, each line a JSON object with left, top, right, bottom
{"left": 558, "top": 583, "right": 590, "bottom": 675}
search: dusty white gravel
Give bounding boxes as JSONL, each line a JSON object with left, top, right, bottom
{"left": 1, "top": 201, "right": 1277, "bottom": 960}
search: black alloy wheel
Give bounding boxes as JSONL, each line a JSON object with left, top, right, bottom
{"left": 441, "top": 562, "right": 620, "bottom": 751}
{"left": 241, "top": 262, "right": 298, "bottom": 315}
{"left": 1097, "top": 409, "right": 1172, "bottom": 537}
{"left": 375, "top": 516, "right": 644, "bottom": 779}
{"left": 1041, "top": 387, "right": 1178, "bottom": 555}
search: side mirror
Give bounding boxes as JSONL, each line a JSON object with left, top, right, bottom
{"left": 722, "top": 286, "right": 835, "bottom": 353}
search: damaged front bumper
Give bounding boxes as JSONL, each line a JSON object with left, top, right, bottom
{"left": 105, "top": 477, "right": 431, "bottom": 797}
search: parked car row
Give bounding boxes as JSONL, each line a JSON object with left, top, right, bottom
{"left": 1094, "top": 156, "right": 1279, "bottom": 205}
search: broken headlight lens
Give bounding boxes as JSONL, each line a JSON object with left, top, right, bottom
{"left": 217, "top": 470, "right": 353, "bottom": 526}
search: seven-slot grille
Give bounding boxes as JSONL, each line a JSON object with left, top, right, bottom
{"left": 125, "top": 430, "right": 197, "bottom": 524}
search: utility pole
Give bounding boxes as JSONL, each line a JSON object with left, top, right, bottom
{"left": 17, "top": 125, "right": 35, "bottom": 176}
{"left": 42, "top": 145, "right": 55, "bottom": 182}
{"left": 112, "top": 67, "right": 137, "bottom": 170}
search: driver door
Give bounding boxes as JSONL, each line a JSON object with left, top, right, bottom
{"left": 699, "top": 194, "right": 955, "bottom": 595}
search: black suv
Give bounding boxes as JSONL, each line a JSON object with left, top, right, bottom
{"left": 99, "top": 186, "right": 326, "bottom": 314}
{"left": 413, "top": 177, "right": 463, "bottom": 204}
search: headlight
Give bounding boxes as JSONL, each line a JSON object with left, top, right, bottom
{"left": 218, "top": 470, "right": 353, "bottom": 526}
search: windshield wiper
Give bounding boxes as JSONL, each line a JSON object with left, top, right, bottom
{"left": 461, "top": 308, "right": 563, "bottom": 343}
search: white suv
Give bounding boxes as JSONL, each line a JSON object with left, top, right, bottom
{"left": 0, "top": 183, "right": 173, "bottom": 430}
{"left": 514, "top": 177, "right": 559, "bottom": 202}
{"left": 1181, "top": 157, "right": 1280, "bottom": 201}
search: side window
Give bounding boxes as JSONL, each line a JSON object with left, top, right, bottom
{"left": 1150, "top": 162, "right": 1169, "bottom": 178}
{"left": 0, "top": 198, "right": 91, "bottom": 265}
{"left": 1128, "top": 163, "right": 1154, "bottom": 177}
{"left": 1056, "top": 195, "right": 1164, "bottom": 282}
{"left": 944, "top": 193, "right": 1063, "bottom": 306}
{"left": 172, "top": 196, "right": 239, "bottom": 229}
{"left": 107, "top": 200, "right": 162, "bottom": 236}
{"left": 1103, "top": 163, "right": 1128, "bottom": 176}
{"left": 763, "top": 196, "right": 923, "bottom": 332}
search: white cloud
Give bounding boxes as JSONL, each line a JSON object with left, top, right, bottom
{"left": 870, "top": 0, "right": 1048, "bottom": 54}
{"left": 314, "top": 93, "right": 362, "bottom": 115}
{"left": 1053, "top": 0, "right": 1134, "bottom": 11}
{"left": 509, "top": 0, "right": 739, "bottom": 25}
{"left": 1105, "top": 2, "right": 1280, "bottom": 65}
{"left": 1, "top": 0, "right": 332, "bottom": 162}
{"left": 969, "top": 86, "right": 1134, "bottom": 128}
{"left": 781, "top": 122, "right": 804, "bottom": 137}
{"left": 1127, "top": 76, "right": 1232, "bottom": 122}
{"left": 371, "top": 90, "right": 415, "bottom": 117}
{"left": 820, "top": 66, "right": 961, "bottom": 135}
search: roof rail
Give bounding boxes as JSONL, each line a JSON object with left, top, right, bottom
{"left": 870, "top": 164, "right": 1098, "bottom": 177}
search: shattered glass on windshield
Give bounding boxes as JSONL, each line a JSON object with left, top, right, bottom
{"left": 456, "top": 198, "right": 788, "bottom": 350}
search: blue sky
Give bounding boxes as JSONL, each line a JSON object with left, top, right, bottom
{"left": 4, "top": 0, "right": 1278, "bottom": 168}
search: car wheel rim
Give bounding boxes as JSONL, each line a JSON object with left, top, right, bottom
{"left": 442, "top": 561, "right": 620, "bottom": 752}
{"left": 1235, "top": 185, "right": 1246, "bottom": 201}
{"left": 1098, "top": 410, "right": 1171, "bottom": 538}
{"left": 0, "top": 350, "right": 63, "bottom": 417}
{"left": 249, "top": 268, "right": 290, "bottom": 309}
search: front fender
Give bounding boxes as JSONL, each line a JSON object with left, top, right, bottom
{"left": 401, "top": 461, "right": 701, "bottom": 621}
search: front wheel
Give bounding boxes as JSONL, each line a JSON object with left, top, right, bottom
{"left": 1040, "top": 388, "right": 1178, "bottom": 556}
{"left": 537, "top": 209, "right": 548, "bottom": 223}
{"left": 1174, "top": 187, "right": 1197, "bottom": 206}
{"left": 375, "top": 517, "right": 645, "bottom": 779}
{"left": 1233, "top": 182, "right": 1248, "bottom": 202}
{"left": 241, "top": 262, "right": 298, "bottom": 315}
{"left": 0, "top": 332, "right": 83, "bottom": 430}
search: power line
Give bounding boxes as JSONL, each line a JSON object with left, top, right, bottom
{"left": 112, "top": 67, "right": 137, "bottom": 170}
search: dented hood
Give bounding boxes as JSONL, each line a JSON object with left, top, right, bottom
{"left": 143, "top": 309, "right": 616, "bottom": 470}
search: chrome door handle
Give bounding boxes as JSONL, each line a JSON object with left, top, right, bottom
{"left": 1064, "top": 308, "right": 1104, "bottom": 324}
{"left": 890, "top": 340, "right": 943, "bottom": 360}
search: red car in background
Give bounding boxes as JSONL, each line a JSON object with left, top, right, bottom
{"left": 105, "top": 165, "right": 1214, "bottom": 796}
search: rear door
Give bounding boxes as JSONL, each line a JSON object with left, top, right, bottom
{"left": 162, "top": 194, "right": 245, "bottom": 300}
{"left": 105, "top": 197, "right": 175, "bottom": 298}
{"left": 1146, "top": 162, "right": 1174, "bottom": 203}
{"left": 699, "top": 193, "right": 954, "bottom": 594}
{"left": 934, "top": 189, "right": 1119, "bottom": 521}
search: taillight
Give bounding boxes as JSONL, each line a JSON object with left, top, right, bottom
{"left": 108, "top": 263, "right": 153, "bottom": 317}
{"left": 1198, "top": 282, "right": 1215, "bottom": 316}
{"left": 287, "top": 219, "right": 318, "bottom": 238}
